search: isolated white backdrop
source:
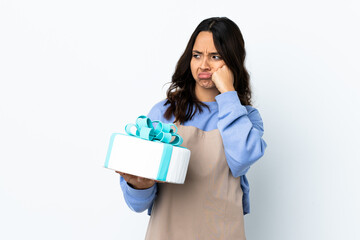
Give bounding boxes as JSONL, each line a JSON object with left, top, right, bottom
{"left": 1, "top": 0, "right": 359, "bottom": 239}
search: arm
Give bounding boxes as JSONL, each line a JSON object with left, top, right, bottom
{"left": 119, "top": 101, "right": 165, "bottom": 213}
{"left": 215, "top": 91, "right": 267, "bottom": 177}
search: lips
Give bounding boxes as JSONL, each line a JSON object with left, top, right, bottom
{"left": 198, "top": 72, "right": 212, "bottom": 79}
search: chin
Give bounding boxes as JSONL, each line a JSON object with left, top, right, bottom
{"left": 201, "top": 83, "right": 216, "bottom": 89}
{"left": 198, "top": 79, "right": 215, "bottom": 88}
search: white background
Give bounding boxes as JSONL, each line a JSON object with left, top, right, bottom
{"left": 1, "top": 0, "right": 359, "bottom": 239}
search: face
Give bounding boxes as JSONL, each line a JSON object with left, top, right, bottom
{"left": 190, "top": 31, "right": 225, "bottom": 89}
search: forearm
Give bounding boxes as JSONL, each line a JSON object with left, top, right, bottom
{"left": 216, "top": 91, "right": 267, "bottom": 177}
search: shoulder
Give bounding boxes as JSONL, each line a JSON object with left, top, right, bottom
{"left": 152, "top": 99, "right": 169, "bottom": 110}
{"left": 147, "top": 99, "right": 170, "bottom": 121}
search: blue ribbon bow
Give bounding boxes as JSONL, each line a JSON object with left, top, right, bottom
{"left": 125, "top": 115, "right": 183, "bottom": 146}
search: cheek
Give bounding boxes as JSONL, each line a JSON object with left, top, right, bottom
{"left": 214, "top": 61, "right": 225, "bottom": 70}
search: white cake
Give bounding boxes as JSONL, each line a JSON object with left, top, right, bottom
{"left": 105, "top": 133, "right": 191, "bottom": 184}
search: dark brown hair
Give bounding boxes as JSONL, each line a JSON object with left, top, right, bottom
{"left": 164, "top": 17, "right": 252, "bottom": 124}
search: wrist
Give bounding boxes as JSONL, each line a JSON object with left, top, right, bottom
{"left": 220, "top": 87, "right": 235, "bottom": 93}
{"left": 127, "top": 182, "right": 154, "bottom": 190}
{"left": 126, "top": 182, "right": 157, "bottom": 199}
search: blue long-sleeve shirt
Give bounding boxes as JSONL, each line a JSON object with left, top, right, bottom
{"left": 120, "top": 91, "right": 267, "bottom": 215}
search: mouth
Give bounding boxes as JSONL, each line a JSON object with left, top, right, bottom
{"left": 198, "top": 72, "right": 212, "bottom": 79}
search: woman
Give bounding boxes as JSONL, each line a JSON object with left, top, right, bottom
{"left": 118, "top": 17, "right": 267, "bottom": 239}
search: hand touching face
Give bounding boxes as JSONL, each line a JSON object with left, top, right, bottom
{"left": 211, "top": 64, "right": 235, "bottom": 93}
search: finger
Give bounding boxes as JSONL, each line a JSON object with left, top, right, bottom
{"left": 124, "top": 175, "right": 134, "bottom": 182}
{"left": 144, "top": 178, "right": 153, "bottom": 183}
{"left": 215, "top": 64, "right": 225, "bottom": 72}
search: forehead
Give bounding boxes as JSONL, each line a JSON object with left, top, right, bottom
{"left": 192, "top": 31, "right": 217, "bottom": 52}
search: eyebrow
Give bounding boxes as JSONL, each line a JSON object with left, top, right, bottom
{"left": 192, "top": 50, "right": 219, "bottom": 55}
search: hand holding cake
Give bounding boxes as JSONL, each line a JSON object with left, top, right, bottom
{"left": 104, "top": 115, "right": 191, "bottom": 184}
{"left": 116, "top": 171, "right": 155, "bottom": 189}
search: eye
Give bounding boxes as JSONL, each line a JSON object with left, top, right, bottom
{"left": 212, "top": 55, "right": 222, "bottom": 60}
{"left": 192, "top": 54, "right": 200, "bottom": 59}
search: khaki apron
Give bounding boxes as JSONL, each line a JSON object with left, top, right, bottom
{"left": 145, "top": 124, "right": 246, "bottom": 240}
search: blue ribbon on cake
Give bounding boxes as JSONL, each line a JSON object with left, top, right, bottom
{"left": 125, "top": 115, "right": 183, "bottom": 146}
{"left": 123, "top": 115, "right": 183, "bottom": 181}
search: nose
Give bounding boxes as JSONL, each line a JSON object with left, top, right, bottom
{"left": 200, "top": 57, "right": 210, "bottom": 70}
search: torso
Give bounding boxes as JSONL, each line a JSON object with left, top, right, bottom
{"left": 145, "top": 124, "right": 246, "bottom": 240}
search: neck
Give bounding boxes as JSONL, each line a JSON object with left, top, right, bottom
{"left": 195, "top": 85, "right": 220, "bottom": 102}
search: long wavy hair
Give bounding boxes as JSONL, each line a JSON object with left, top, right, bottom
{"left": 164, "top": 17, "right": 252, "bottom": 124}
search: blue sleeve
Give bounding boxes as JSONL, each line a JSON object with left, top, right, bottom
{"left": 215, "top": 91, "right": 267, "bottom": 177}
{"left": 119, "top": 100, "right": 166, "bottom": 214}
{"left": 120, "top": 177, "right": 157, "bottom": 212}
